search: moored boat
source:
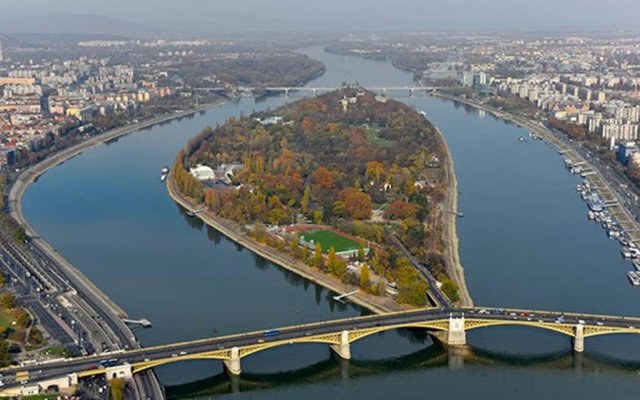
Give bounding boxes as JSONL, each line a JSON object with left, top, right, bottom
{"left": 586, "top": 192, "right": 604, "bottom": 212}
{"left": 628, "top": 271, "right": 640, "bottom": 286}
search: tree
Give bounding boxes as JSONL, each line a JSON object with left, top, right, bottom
{"left": 441, "top": 279, "right": 460, "bottom": 303}
{"left": 300, "top": 117, "right": 316, "bottom": 134}
{"left": 15, "top": 309, "right": 30, "bottom": 329}
{"left": 395, "top": 259, "right": 428, "bottom": 306}
{"left": 357, "top": 245, "right": 366, "bottom": 262}
{"left": 313, "top": 210, "right": 323, "bottom": 224}
{"left": 313, "top": 243, "right": 323, "bottom": 269}
{"left": 334, "top": 257, "right": 347, "bottom": 281}
{"left": 289, "top": 236, "right": 300, "bottom": 255}
{"left": 301, "top": 186, "right": 311, "bottom": 214}
{"left": 0, "top": 292, "right": 15, "bottom": 309}
{"left": 365, "top": 161, "right": 385, "bottom": 183}
{"left": 0, "top": 339, "right": 10, "bottom": 368}
{"left": 332, "top": 200, "right": 347, "bottom": 218}
{"left": 359, "top": 264, "right": 371, "bottom": 290}
{"left": 326, "top": 247, "right": 337, "bottom": 274}
{"left": 341, "top": 189, "right": 373, "bottom": 220}
{"left": 384, "top": 200, "right": 418, "bottom": 220}
{"left": 312, "top": 167, "right": 334, "bottom": 191}
{"left": 266, "top": 207, "right": 288, "bottom": 225}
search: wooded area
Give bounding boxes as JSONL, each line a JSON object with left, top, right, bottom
{"left": 174, "top": 88, "right": 454, "bottom": 306}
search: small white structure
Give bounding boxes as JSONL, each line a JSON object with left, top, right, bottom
{"left": 189, "top": 164, "right": 215, "bottom": 181}
{"left": 257, "top": 116, "right": 283, "bottom": 125}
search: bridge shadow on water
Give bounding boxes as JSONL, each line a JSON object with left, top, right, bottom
{"left": 164, "top": 343, "right": 640, "bottom": 399}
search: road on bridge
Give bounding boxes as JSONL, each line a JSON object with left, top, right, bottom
{"left": 2, "top": 306, "right": 639, "bottom": 391}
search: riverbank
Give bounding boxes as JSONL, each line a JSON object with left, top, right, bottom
{"left": 7, "top": 101, "right": 222, "bottom": 320}
{"left": 166, "top": 175, "right": 408, "bottom": 315}
{"left": 434, "top": 125, "right": 473, "bottom": 307}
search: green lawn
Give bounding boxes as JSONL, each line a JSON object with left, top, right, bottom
{"left": 299, "top": 229, "right": 361, "bottom": 253}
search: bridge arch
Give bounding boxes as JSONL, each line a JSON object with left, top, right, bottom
{"left": 133, "top": 351, "right": 230, "bottom": 374}
{"left": 583, "top": 328, "right": 640, "bottom": 338}
{"left": 464, "top": 319, "right": 576, "bottom": 337}
{"left": 130, "top": 320, "right": 450, "bottom": 374}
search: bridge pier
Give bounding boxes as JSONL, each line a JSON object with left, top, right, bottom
{"left": 223, "top": 347, "right": 242, "bottom": 375}
{"left": 329, "top": 330, "right": 351, "bottom": 360}
{"left": 447, "top": 316, "right": 467, "bottom": 346}
{"left": 105, "top": 364, "right": 133, "bottom": 380}
{"left": 573, "top": 324, "right": 584, "bottom": 353}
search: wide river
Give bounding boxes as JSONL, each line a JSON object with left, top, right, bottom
{"left": 23, "top": 46, "right": 640, "bottom": 398}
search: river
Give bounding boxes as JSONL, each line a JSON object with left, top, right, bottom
{"left": 22, "top": 46, "right": 640, "bottom": 399}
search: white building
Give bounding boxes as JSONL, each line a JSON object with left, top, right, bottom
{"left": 602, "top": 122, "right": 639, "bottom": 141}
{"left": 189, "top": 164, "right": 215, "bottom": 181}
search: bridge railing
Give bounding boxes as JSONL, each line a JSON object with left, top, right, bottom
{"left": 464, "top": 307, "right": 640, "bottom": 323}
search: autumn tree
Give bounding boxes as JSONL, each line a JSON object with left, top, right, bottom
{"left": 395, "top": 258, "right": 428, "bottom": 306}
{"left": 341, "top": 188, "right": 372, "bottom": 220}
{"left": 326, "top": 247, "right": 337, "bottom": 274}
{"left": 365, "top": 161, "right": 385, "bottom": 183}
{"left": 313, "top": 210, "right": 323, "bottom": 224}
{"left": 312, "top": 167, "right": 334, "bottom": 191}
{"left": 334, "top": 257, "right": 347, "bottom": 281}
{"left": 357, "top": 245, "right": 366, "bottom": 262}
{"left": 289, "top": 236, "right": 300, "bottom": 256}
{"left": 0, "top": 339, "right": 10, "bottom": 368}
{"left": 301, "top": 186, "right": 311, "bottom": 214}
{"left": 359, "top": 264, "right": 371, "bottom": 290}
{"left": 384, "top": 200, "right": 418, "bottom": 220}
{"left": 313, "top": 243, "right": 323, "bottom": 269}
{"left": 0, "top": 292, "right": 15, "bottom": 309}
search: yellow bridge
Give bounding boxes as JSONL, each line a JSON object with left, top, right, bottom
{"left": 3, "top": 307, "right": 640, "bottom": 396}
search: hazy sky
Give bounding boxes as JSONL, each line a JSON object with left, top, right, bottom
{"left": 2, "top": 0, "right": 640, "bottom": 34}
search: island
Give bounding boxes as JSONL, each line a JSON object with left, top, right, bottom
{"left": 169, "top": 87, "right": 461, "bottom": 309}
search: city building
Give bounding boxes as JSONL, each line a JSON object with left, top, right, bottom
{"left": 617, "top": 142, "right": 640, "bottom": 165}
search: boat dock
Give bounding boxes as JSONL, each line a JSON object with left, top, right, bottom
{"left": 333, "top": 290, "right": 359, "bottom": 304}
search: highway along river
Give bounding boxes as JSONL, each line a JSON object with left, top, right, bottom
{"left": 22, "top": 46, "right": 640, "bottom": 399}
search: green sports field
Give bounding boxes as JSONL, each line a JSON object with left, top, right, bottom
{"left": 299, "top": 229, "right": 360, "bottom": 253}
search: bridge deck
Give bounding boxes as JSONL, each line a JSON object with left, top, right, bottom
{"left": 1, "top": 306, "right": 639, "bottom": 391}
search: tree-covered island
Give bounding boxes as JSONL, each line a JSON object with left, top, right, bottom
{"left": 171, "top": 88, "right": 460, "bottom": 307}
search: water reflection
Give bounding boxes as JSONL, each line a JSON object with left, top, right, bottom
{"left": 165, "top": 344, "right": 640, "bottom": 399}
